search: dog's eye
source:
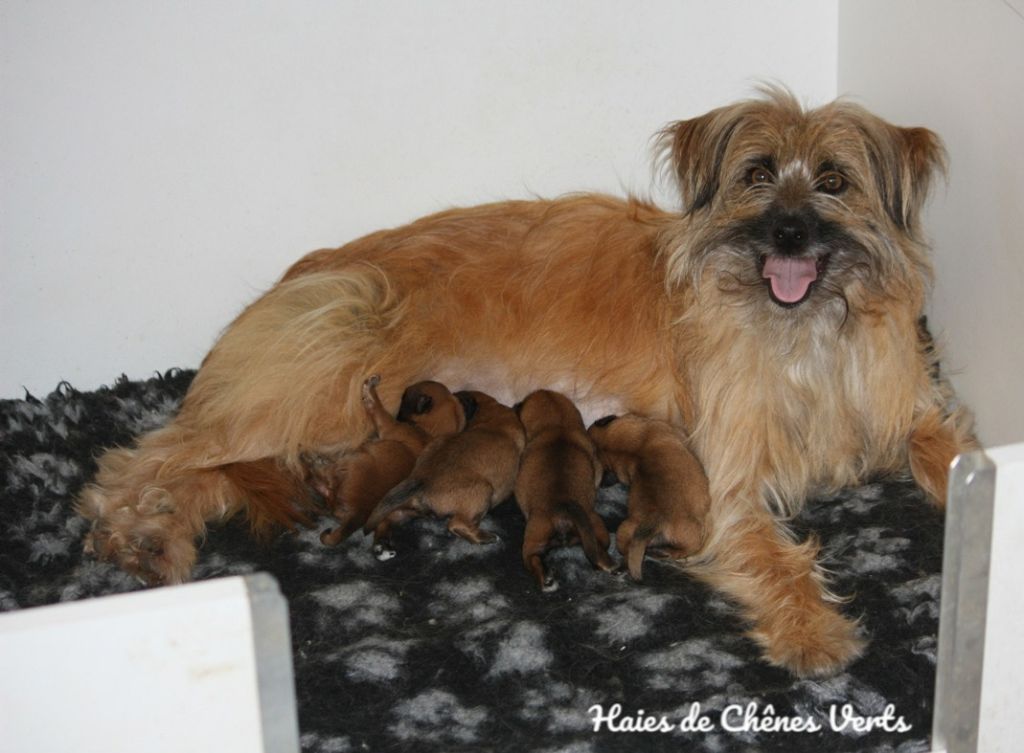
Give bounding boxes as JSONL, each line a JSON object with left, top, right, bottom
{"left": 817, "top": 172, "right": 847, "bottom": 195}
{"left": 747, "top": 166, "right": 774, "bottom": 186}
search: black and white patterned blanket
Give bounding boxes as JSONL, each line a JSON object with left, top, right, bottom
{"left": 0, "top": 370, "right": 942, "bottom": 753}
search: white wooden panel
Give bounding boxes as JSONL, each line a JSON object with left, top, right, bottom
{"left": 0, "top": 574, "right": 299, "bottom": 753}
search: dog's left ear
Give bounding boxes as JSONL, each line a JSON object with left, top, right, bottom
{"left": 870, "top": 123, "right": 947, "bottom": 234}
{"left": 659, "top": 104, "right": 747, "bottom": 214}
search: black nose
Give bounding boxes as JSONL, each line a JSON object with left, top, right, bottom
{"left": 772, "top": 216, "right": 809, "bottom": 253}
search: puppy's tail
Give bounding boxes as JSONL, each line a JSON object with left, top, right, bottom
{"left": 556, "top": 501, "right": 615, "bottom": 573}
{"left": 363, "top": 478, "right": 424, "bottom": 532}
{"left": 626, "top": 524, "right": 657, "bottom": 581}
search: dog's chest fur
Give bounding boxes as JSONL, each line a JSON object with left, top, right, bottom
{"left": 684, "top": 308, "right": 919, "bottom": 513}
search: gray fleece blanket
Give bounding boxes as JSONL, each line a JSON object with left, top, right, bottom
{"left": 0, "top": 369, "right": 941, "bottom": 753}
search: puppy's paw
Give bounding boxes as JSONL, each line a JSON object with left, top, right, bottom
{"left": 448, "top": 521, "right": 499, "bottom": 545}
{"left": 752, "top": 606, "right": 864, "bottom": 678}
{"left": 320, "top": 527, "right": 343, "bottom": 546}
{"left": 372, "top": 542, "right": 397, "bottom": 561}
{"left": 361, "top": 374, "right": 383, "bottom": 410}
{"left": 608, "top": 562, "right": 628, "bottom": 578}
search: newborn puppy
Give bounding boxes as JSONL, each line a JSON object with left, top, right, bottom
{"left": 363, "top": 390, "right": 525, "bottom": 547}
{"left": 308, "top": 375, "right": 465, "bottom": 545}
{"left": 588, "top": 414, "right": 710, "bottom": 580}
{"left": 514, "top": 390, "right": 616, "bottom": 591}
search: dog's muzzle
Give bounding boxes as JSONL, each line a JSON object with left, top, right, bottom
{"left": 759, "top": 213, "right": 829, "bottom": 307}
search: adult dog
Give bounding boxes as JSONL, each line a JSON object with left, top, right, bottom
{"left": 78, "top": 88, "right": 975, "bottom": 677}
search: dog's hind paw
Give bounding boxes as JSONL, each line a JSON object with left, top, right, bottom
{"left": 83, "top": 515, "right": 196, "bottom": 586}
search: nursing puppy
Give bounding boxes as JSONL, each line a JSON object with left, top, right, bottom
{"left": 513, "top": 390, "right": 616, "bottom": 591}
{"left": 308, "top": 375, "right": 465, "bottom": 546}
{"left": 79, "top": 88, "right": 976, "bottom": 677}
{"left": 362, "top": 391, "right": 525, "bottom": 546}
{"left": 588, "top": 414, "right": 710, "bottom": 581}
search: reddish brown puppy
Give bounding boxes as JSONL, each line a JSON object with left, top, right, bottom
{"left": 513, "top": 390, "right": 616, "bottom": 591}
{"left": 307, "top": 375, "right": 466, "bottom": 546}
{"left": 588, "top": 414, "right": 711, "bottom": 580}
{"left": 363, "top": 391, "right": 525, "bottom": 547}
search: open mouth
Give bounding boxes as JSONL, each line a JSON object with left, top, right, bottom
{"left": 759, "top": 253, "right": 831, "bottom": 307}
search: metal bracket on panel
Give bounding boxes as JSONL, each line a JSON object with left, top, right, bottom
{"left": 247, "top": 573, "right": 301, "bottom": 753}
{"left": 932, "top": 450, "right": 996, "bottom": 753}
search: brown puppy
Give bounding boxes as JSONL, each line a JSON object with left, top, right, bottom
{"left": 307, "top": 375, "right": 465, "bottom": 546}
{"left": 80, "top": 89, "right": 978, "bottom": 677}
{"left": 588, "top": 414, "right": 711, "bottom": 581}
{"left": 513, "top": 390, "right": 616, "bottom": 591}
{"left": 363, "top": 391, "right": 525, "bottom": 546}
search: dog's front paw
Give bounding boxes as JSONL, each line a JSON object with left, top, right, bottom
{"left": 752, "top": 606, "right": 864, "bottom": 678}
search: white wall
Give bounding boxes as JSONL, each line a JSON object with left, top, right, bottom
{"left": 838, "top": 0, "right": 1024, "bottom": 447}
{"left": 977, "top": 443, "right": 1024, "bottom": 752}
{"left": 1, "top": 0, "right": 838, "bottom": 398}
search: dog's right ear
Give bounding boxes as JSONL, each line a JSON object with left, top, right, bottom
{"left": 658, "top": 104, "right": 747, "bottom": 214}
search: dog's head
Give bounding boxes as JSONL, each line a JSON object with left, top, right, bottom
{"left": 658, "top": 86, "right": 945, "bottom": 317}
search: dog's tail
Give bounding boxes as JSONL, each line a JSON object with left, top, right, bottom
{"left": 363, "top": 478, "right": 425, "bottom": 533}
{"left": 555, "top": 501, "right": 615, "bottom": 572}
{"left": 626, "top": 523, "right": 658, "bottom": 581}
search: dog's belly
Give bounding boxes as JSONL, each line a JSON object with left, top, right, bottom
{"left": 431, "top": 362, "right": 627, "bottom": 426}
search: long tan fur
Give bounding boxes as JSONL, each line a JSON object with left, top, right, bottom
{"left": 78, "top": 87, "right": 976, "bottom": 677}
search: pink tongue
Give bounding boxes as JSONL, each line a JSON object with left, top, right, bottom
{"left": 762, "top": 255, "right": 818, "bottom": 303}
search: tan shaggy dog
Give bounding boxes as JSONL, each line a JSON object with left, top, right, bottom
{"left": 77, "top": 87, "right": 976, "bottom": 677}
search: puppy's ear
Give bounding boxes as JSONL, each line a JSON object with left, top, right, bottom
{"left": 455, "top": 392, "right": 479, "bottom": 424}
{"left": 397, "top": 389, "right": 432, "bottom": 422}
{"left": 415, "top": 394, "right": 433, "bottom": 415}
{"left": 659, "top": 104, "right": 747, "bottom": 213}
